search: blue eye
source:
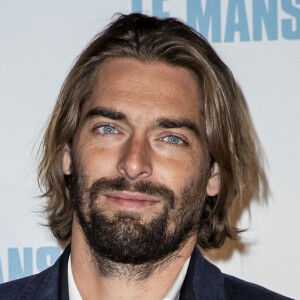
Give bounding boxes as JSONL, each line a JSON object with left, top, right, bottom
{"left": 98, "top": 125, "right": 118, "bottom": 134}
{"left": 163, "top": 136, "right": 183, "bottom": 145}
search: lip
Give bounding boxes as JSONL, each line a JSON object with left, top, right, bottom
{"left": 104, "top": 191, "right": 160, "bottom": 210}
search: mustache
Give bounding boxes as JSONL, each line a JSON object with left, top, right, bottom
{"left": 88, "top": 177, "right": 175, "bottom": 208}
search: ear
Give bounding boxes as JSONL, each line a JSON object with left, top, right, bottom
{"left": 62, "top": 144, "right": 72, "bottom": 175}
{"left": 206, "top": 162, "right": 220, "bottom": 197}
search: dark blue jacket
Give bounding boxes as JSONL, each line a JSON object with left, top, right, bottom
{"left": 0, "top": 244, "right": 292, "bottom": 299}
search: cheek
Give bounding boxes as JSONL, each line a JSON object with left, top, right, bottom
{"left": 76, "top": 145, "right": 120, "bottom": 182}
{"left": 152, "top": 153, "right": 203, "bottom": 195}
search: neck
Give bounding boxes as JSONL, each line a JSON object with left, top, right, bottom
{"left": 70, "top": 220, "right": 196, "bottom": 300}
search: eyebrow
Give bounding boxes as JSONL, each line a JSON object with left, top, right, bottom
{"left": 156, "top": 118, "right": 200, "bottom": 137}
{"left": 84, "top": 107, "right": 200, "bottom": 137}
{"left": 84, "top": 107, "right": 128, "bottom": 122}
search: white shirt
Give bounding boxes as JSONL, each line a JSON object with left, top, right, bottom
{"left": 68, "top": 254, "right": 191, "bottom": 300}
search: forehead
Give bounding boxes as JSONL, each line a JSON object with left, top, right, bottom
{"left": 83, "top": 58, "right": 202, "bottom": 126}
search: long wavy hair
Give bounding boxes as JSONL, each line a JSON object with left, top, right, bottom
{"left": 38, "top": 13, "right": 265, "bottom": 249}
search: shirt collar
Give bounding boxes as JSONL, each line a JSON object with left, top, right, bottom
{"left": 68, "top": 254, "right": 83, "bottom": 300}
{"left": 68, "top": 254, "right": 190, "bottom": 300}
{"left": 163, "top": 256, "right": 191, "bottom": 300}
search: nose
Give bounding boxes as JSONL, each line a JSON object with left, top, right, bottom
{"left": 117, "top": 136, "right": 152, "bottom": 182}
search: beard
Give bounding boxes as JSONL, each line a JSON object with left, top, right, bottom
{"left": 70, "top": 164, "right": 208, "bottom": 278}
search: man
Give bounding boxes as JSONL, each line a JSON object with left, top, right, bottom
{"left": 0, "top": 13, "right": 291, "bottom": 300}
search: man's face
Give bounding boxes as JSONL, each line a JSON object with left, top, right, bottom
{"left": 63, "top": 58, "right": 219, "bottom": 266}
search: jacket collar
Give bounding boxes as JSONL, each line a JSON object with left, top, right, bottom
{"left": 59, "top": 243, "right": 70, "bottom": 300}
{"left": 180, "top": 247, "right": 226, "bottom": 300}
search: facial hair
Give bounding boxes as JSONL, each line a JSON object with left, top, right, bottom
{"left": 70, "top": 167, "right": 208, "bottom": 279}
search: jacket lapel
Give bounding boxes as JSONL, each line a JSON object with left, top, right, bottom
{"left": 59, "top": 244, "right": 71, "bottom": 300}
{"left": 180, "top": 247, "right": 226, "bottom": 300}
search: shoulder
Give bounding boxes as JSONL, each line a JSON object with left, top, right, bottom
{"left": 223, "top": 273, "right": 293, "bottom": 300}
{"left": 191, "top": 248, "right": 293, "bottom": 300}
{"left": 0, "top": 254, "right": 61, "bottom": 300}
